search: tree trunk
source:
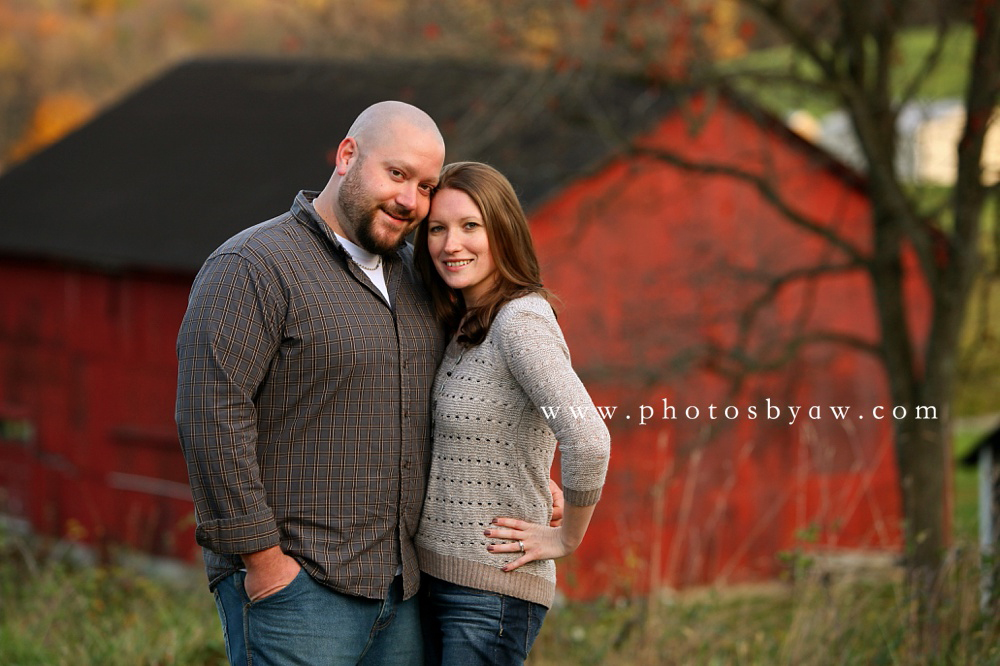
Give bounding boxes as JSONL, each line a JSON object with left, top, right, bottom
{"left": 894, "top": 409, "right": 950, "bottom": 575}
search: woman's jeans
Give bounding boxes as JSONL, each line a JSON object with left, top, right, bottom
{"left": 420, "top": 574, "right": 547, "bottom": 666}
{"left": 213, "top": 569, "right": 423, "bottom": 665}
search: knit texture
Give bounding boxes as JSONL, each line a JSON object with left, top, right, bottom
{"left": 416, "top": 294, "right": 611, "bottom": 608}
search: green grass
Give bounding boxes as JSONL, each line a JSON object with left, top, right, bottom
{"left": 954, "top": 424, "right": 992, "bottom": 546}
{"left": 954, "top": 466, "right": 980, "bottom": 546}
{"left": 0, "top": 533, "right": 226, "bottom": 665}
{"left": 956, "top": 267, "right": 1000, "bottom": 418}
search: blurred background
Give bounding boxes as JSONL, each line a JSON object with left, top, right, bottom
{"left": 0, "top": 1, "right": 998, "bottom": 663}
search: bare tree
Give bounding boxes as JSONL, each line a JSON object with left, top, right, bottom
{"left": 723, "top": 0, "right": 999, "bottom": 593}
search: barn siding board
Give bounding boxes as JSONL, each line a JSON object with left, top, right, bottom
{"left": 0, "top": 258, "right": 195, "bottom": 557}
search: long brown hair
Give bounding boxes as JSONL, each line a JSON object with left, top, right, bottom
{"left": 414, "top": 161, "right": 553, "bottom": 346}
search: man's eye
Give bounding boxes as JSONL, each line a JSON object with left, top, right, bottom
{"left": 390, "top": 169, "right": 404, "bottom": 179}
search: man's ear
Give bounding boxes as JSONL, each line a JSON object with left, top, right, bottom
{"left": 335, "top": 137, "right": 358, "bottom": 176}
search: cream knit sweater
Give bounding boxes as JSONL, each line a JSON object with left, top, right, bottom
{"left": 415, "top": 293, "right": 611, "bottom": 608}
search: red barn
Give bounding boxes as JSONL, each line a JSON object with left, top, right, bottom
{"left": 0, "top": 59, "right": 923, "bottom": 593}
{"left": 531, "top": 94, "right": 931, "bottom": 596}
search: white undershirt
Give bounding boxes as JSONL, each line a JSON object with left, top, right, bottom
{"left": 335, "top": 233, "right": 390, "bottom": 304}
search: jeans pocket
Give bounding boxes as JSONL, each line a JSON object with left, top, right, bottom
{"left": 247, "top": 567, "right": 310, "bottom": 607}
{"left": 243, "top": 568, "right": 321, "bottom": 662}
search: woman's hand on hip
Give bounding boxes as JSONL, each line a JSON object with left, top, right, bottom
{"left": 484, "top": 517, "right": 582, "bottom": 573}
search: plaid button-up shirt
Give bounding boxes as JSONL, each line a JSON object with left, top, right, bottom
{"left": 176, "top": 191, "right": 444, "bottom": 600}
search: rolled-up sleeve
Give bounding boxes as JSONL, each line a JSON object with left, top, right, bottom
{"left": 175, "top": 251, "right": 284, "bottom": 555}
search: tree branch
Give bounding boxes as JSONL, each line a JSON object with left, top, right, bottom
{"left": 629, "top": 145, "right": 869, "bottom": 264}
{"left": 897, "top": 12, "right": 953, "bottom": 107}
{"left": 708, "top": 331, "right": 883, "bottom": 377}
{"left": 713, "top": 66, "right": 841, "bottom": 100}
{"left": 732, "top": 259, "right": 869, "bottom": 336}
{"left": 741, "top": 0, "right": 843, "bottom": 89}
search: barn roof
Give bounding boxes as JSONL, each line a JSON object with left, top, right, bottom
{"left": 0, "top": 57, "right": 864, "bottom": 275}
{"left": 0, "top": 58, "right": 682, "bottom": 274}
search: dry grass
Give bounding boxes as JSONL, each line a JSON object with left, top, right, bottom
{"left": 530, "top": 547, "right": 999, "bottom": 665}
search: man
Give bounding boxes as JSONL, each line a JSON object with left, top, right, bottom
{"left": 176, "top": 101, "right": 446, "bottom": 665}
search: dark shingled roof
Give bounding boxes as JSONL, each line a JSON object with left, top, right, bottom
{"left": 0, "top": 57, "right": 676, "bottom": 274}
{"left": 960, "top": 423, "right": 1000, "bottom": 466}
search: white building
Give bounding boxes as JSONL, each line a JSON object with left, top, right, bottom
{"left": 799, "top": 100, "right": 1000, "bottom": 186}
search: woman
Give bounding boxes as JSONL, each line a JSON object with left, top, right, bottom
{"left": 413, "top": 162, "right": 611, "bottom": 665}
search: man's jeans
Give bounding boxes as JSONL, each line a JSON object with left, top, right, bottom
{"left": 213, "top": 569, "right": 422, "bottom": 665}
{"left": 420, "top": 575, "right": 547, "bottom": 666}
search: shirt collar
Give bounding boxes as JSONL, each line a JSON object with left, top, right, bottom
{"left": 290, "top": 190, "right": 406, "bottom": 267}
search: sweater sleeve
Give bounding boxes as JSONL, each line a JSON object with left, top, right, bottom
{"left": 496, "top": 298, "right": 610, "bottom": 507}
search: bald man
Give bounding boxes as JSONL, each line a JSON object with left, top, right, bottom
{"left": 176, "top": 101, "right": 447, "bottom": 665}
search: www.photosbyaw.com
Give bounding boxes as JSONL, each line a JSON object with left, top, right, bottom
{"left": 540, "top": 398, "right": 938, "bottom": 426}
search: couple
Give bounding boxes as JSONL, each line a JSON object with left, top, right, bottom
{"left": 175, "top": 101, "right": 610, "bottom": 666}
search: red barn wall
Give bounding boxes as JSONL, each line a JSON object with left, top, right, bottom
{"left": 0, "top": 258, "right": 197, "bottom": 559}
{"left": 531, "top": 96, "right": 928, "bottom": 598}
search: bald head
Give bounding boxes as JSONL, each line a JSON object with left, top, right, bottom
{"left": 312, "top": 101, "right": 446, "bottom": 255}
{"left": 347, "top": 101, "right": 444, "bottom": 158}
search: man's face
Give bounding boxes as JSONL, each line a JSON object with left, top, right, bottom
{"left": 338, "top": 126, "right": 444, "bottom": 256}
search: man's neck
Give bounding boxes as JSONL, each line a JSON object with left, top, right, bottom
{"left": 312, "top": 192, "right": 353, "bottom": 242}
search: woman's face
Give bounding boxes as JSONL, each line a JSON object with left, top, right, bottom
{"left": 426, "top": 187, "right": 498, "bottom": 307}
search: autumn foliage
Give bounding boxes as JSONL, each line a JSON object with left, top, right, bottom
{"left": 0, "top": 0, "right": 755, "bottom": 170}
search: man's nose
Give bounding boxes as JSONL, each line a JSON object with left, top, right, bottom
{"left": 396, "top": 182, "right": 418, "bottom": 210}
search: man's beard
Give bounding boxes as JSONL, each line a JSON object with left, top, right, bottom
{"left": 340, "top": 163, "right": 415, "bottom": 256}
